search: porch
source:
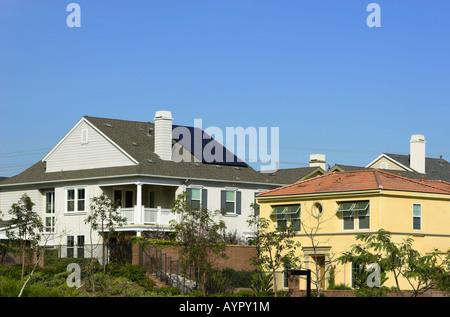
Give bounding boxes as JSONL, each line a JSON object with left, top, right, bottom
{"left": 100, "top": 182, "right": 179, "bottom": 233}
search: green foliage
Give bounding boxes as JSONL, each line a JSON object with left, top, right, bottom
{"left": 170, "top": 192, "right": 228, "bottom": 296}
{"left": 250, "top": 268, "right": 273, "bottom": 295}
{"left": 337, "top": 229, "right": 450, "bottom": 296}
{"left": 247, "top": 214, "right": 301, "bottom": 297}
{"left": 231, "top": 289, "right": 254, "bottom": 297}
{"left": 187, "top": 289, "right": 204, "bottom": 297}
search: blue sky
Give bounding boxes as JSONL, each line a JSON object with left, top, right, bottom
{"left": 1, "top": 0, "right": 449, "bottom": 176}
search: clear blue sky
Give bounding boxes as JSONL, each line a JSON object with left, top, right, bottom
{"left": 1, "top": 0, "right": 449, "bottom": 177}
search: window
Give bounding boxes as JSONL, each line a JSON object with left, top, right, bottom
{"left": 46, "top": 191, "right": 55, "bottom": 213}
{"left": 125, "top": 191, "right": 133, "bottom": 208}
{"left": 413, "top": 203, "right": 422, "bottom": 230}
{"left": 45, "top": 191, "right": 55, "bottom": 233}
{"left": 67, "top": 188, "right": 86, "bottom": 212}
{"left": 190, "top": 188, "right": 201, "bottom": 210}
{"left": 67, "top": 236, "right": 74, "bottom": 258}
{"left": 225, "top": 191, "right": 235, "bottom": 214}
{"left": 337, "top": 201, "right": 370, "bottom": 230}
{"left": 45, "top": 217, "right": 55, "bottom": 233}
{"left": 77, "top": 235, "right": 85, "bottom": 258}
{"left": 149, "top": 192, "right": 155, "bottom": 208}
{"left": 221, "top": 190, "right": 241, "bottom": 215}
{"left": 351, "top": 263, "right": 361, "bottom": 288}
{"left": 313, "top": 202, "right": 323, "bottom": 218}
{"left": 283, "top": 266, "right": 291, "bottom": 288}
{"left": 114, "top": 190, "right": 122, "bottom": 207}
{"left": 271, "top": 204, "right": 301, "bottom": 232}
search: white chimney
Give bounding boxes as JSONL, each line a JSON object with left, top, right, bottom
{"left": 410, "top": 134, "right": 426, "bottom": 174}
{"left": 154, "top": 110, "right": 173, "bottom": 161}
{"left": 309, "top": 154, "right": 326, "bottom": 170}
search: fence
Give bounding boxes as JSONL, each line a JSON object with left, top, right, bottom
{"left": 138, "top": 244, "right": 197, "bottom": 293}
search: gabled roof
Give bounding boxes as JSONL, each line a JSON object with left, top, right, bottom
{"left": 0, "top": 116, "right": 285, "bottom": 186}
{"left": 260, "top": 166, "right": 325, "bottom": 184}
{"left": 365, "top": 153, "right": 450, "bottom": 182}
{"left": 257, "top": 169, "right": 450, "bottom": 198}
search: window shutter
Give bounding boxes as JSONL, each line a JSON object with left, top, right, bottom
{"left": 186, "top": 188, "right": 192, "bottom": 207}
{"left": 202, "top": 188, "right": 207, "bottom": 210}
{"left": 236, "top": 191, "right": 242, "bottom": 215}
{"left": 220, "top": 190, "right": 226, "bottom": 212}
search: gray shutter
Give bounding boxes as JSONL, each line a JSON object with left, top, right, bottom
{"left": 236, "top": 191, "right": 242, "bottom": 215}
{"left": 220, "top": 190, "right": 226, "bottom": 212}
{"left": 186, "top": 188, "right": 192, "bottom": 207}
{"left": 201, "top": 188, "right": 207, "bottom": 210}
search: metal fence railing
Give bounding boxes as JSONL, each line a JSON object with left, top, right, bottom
{"left": 138, "top": 244, "right": 197, "bottom": 294}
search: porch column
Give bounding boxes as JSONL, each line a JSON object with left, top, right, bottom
{"left": 135, "top": 182, "right": 143, "bottom": 224}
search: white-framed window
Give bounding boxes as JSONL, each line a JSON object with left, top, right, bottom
{"left": 337, "top": 201, "right": 370, "bottom": 230}
{"left": 225, "top": 190, "right": 236, "bottom": 214}
{"left": 413, "top": 203, "right": 422, "bottom": 230}
{"left": 66, "top": 188, "right": 86, "bottom": 212}
{"left": 351, "top": 262, "right": 361, "bottom": 288}
{"left": 45, "top": 191, "right": 55, "bottom": 232}
{"left": 190, "top": 188, "right": 201, "bottom": 210}
{"left": 81, "top": 128, "right": 88, "bottom": 144}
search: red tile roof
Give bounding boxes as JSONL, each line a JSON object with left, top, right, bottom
{"left": 257, "top": 169, "right": 450, "bottom": 197}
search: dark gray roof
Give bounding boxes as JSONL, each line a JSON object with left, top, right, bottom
{"left": 0, "top": 116, "right": 286, "bottom": 186}
{"left": 260, "top": 166, "right": 325, "bottom": 184}
{"left": 331, "top": 155, "right": 450, "bottom": 182}
{"left": 383, "top": 153, "right": 450, "bottom": 182}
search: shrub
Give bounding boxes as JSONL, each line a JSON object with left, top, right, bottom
{"left": 232, "top": 289, "right": 254, "bottom": 297}
{"left": 118, "top": 264, "right": 147, "bottom": 283}
{"left": 187, "top": 289, "right": 204, "bottom": 297}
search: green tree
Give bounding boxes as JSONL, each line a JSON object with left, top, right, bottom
{"left": 85, "top": 193, "right": 127, "bottom": 273}
{"left": 6, "top": 194, "right": 44, "bottom": 281}
{"left": 247, "top": 213, "right": 301, "bottom": 297}
{"left": 338, "top": 229, "right": 449, "bottom": 296}
{"left": 170, "top": 192, "right": 227, "bottom": 297}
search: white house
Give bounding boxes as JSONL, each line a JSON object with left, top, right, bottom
{"left": 0, "top": 111, "right": 296, "bottom": 252}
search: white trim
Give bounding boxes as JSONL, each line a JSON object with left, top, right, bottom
{"left": 365, "top": 153, "right": 413, "bottom": 172}
{"left": 65, "top": 187, "right": 87, "bottom": 213}
{"left": 42, "top": 117, "right": 139, "bottom": 165}
{"left": 412, "top": 202, "right": 422, "bottom": 231}
{"left": 0, "top": 173, "right": 282, "bottom": 188}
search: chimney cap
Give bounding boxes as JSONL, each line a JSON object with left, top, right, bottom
{"left": 410, "top": 134, "right": 425, "bottom": 143}
{"left": 154, "top": 110, "right": 173, "bottom": 120}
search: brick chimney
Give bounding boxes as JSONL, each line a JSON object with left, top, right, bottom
{"left": 154, "top": 110, "right": 173, "bottom": 161}
{"left": 410, "top": 134, "right": 426, "bottom": 174}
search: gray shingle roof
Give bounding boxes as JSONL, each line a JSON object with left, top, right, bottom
{"left": 0, "top": 116, "right": 285, "bottom": 186}
{"left": 383, "top": 153, "right": 450, "bottom": 182}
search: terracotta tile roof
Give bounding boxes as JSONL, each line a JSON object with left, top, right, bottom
{"left": 257, "top": 169, "right": 450, "bottom": 197}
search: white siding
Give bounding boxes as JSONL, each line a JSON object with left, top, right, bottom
{"left": 0, "top": 189, "right": 43, "bottom": 220}
{"left": 45, "top": 120, "right": 137, "bottom": 173}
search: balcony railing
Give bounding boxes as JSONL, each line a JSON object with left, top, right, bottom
{"left": 119, "top": 206, "right": 175, "bottom": 226}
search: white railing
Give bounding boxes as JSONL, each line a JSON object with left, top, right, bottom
{"left": 120, "top": 207, "right": 135, "bottom": 224}
{"left": 120, "top": 206, "right": 175, "bottom": 227}
{"left": 144, "top": 207, "right": 175, "bottom": 226}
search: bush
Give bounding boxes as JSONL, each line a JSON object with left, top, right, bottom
{"left": 232, "top": 289, "right": 254, "bottom": 297}
{"left": 187, "top": 289, "right": 204, "bottom": 297}
{"left": 118, "top": 264, "right": 147, "bottom": 283}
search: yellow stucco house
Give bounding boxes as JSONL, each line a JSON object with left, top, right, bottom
{"left": 256, "top": 169, "right": 450, "bottom": 291}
